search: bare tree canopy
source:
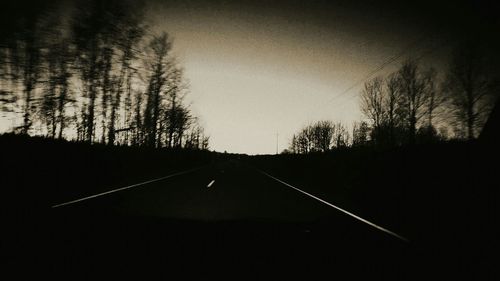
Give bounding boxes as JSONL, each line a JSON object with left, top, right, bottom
{"left": 288, "top": 121, "right": 350, "bottom": 154}
{"left": 361, "top": 77, "right": 385, "bottom": 130}
{"left": 444, "top": 41, "right": 497, "bottom": 140}
{"left": 0, "top": 0, "right": 209, "bottom": 150}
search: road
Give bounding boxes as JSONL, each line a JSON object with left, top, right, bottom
{"left": 43, "top": 159, "right": 412, "bottom": 280}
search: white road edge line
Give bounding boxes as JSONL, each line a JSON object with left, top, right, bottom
{"left": 207, "top": 180, "right": 215, "bottom": 188}
{"left": 51, "top": 167, "right": 202, "bottom": 209}
{"left": 259, "top": 170, "right": 409, "bottom": 243}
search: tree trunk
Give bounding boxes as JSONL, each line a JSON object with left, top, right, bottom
{"left": 467, "top": 90, "right": 475, "bottom": 140}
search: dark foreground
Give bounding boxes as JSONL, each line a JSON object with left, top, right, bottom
{"left": 1, "top": 135, "right": 497, "bottom": 280}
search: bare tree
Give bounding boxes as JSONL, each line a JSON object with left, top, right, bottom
{"left": 424, "top": 68, "right": 439, "bottom": 128}
{"left": 72, "top": 1, "right": 103, "bottom": 142}
{"left": 397, "top": 60, "right": 430, "bottom": 144}
{"left": 444, "top": 41, "right": 495, "bottom": 140}
{"left": 311, "top": 120, "right": 335, "bottom": 152}
{"left": 296, "top": 125, "right": 313, "bottom": 154}
{"left": 162, "top": 66, "right": 192, "bottom": 148}
{"left": 0, "top": 41, "right": 19, "bottom": 116}
{"left": 132, "top": 91, "right": 144, "bottom": 146}
{"left": 414, "top": 67, "right": 448, "bottom": 142}
{"left": 288, "top": 121, "right": 349, "bottom": 153}
{"left": 0, "top": 1, "right": 209, "bottom": 151}
{"left": 99, "top": 46, "right": 113, "bottom": 143}
{"left": 121, "top": 70, "right": 135, "bottom": 144}
{"left": 165, "top": 105, "right": 191, "bottom": 148}
{"left": 143, "top": 32, "right": 172, "bottom": 147}
{"left": 107, "top": 13, "right": 144, "bottom": 145}
{"left": 72, "top": 0, "right": 137, "bottom": 143}
{"left": 360, "top": 77, "right": 385, "bottom": 144}
{"left": 200, "top": 135, "right": 210, "bottom": 150}
{"left": 16, "top": 16, "right": 43, "bottom": 134}
{"left": 54, "top": 39, "right": 73, "bottom": 139}
{"left": 358, "top": 61, "right": 443, "bottom": 146}
{"left": 184, "top": 123, "right": 210, "bottom": 150}
{"left": 289, "top": 134, "right": 298, "bottom": 154}
{"left": 39, "top": 29, "right": 58, "bottom": 137}
{"left": 352, "top": 121, "right": 369, "bottom": 146}
{"left": 384, "top": 73, "right": 403, "bottom": 145}
{"left": 333, "top": 122, "right": 349, "bottom": 148}
{"left": 31, "top": 8, "right": 75, "bottom": 139}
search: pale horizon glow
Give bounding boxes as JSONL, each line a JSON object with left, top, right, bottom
{"left": 148, "top": 2, "right": 448, "bottom": 154}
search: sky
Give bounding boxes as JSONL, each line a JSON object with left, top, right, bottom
{"left": 1, "top": 0, "right": 497, "bottom": 154}
{"left": 144, "top": 0, "right": 472, "bottom": 154}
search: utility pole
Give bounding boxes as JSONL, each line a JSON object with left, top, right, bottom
{"left": 276, "top": 132, "right": 279, "bottom": 155}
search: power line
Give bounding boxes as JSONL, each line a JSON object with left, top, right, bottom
{"left": 329, "top": 35, "right": 427, "bottom": 102}
{"left": 308, "top": 31, "right": 451, "bottom": 116}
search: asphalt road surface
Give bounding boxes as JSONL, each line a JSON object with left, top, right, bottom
{"left": 26, "top": 160, "right": 421, "bottom": 280}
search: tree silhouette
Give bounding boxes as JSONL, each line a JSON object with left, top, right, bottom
{"left": 143, "top": 32, "right": 172, "bottom": 147}
{"left": 333, "top": 122, "right": 350, "bottom": 148}
{"left": 311, "top": 121, "right": 335, "bottom": 152}
{"left": 360, "top": 77, "right": 385, "bottom": 145}
{"left": 184, "top": 123, "right": 210, "bottom": 150}
{"left": 161, "top": 66, "right": 190, "bottom": 148}
{"left": 352, "top": 121, "right": 370, "bottom": 146}
{"left": 384, "top": 73, "right": 403, "bottom": 145}
{"left": 397, "top": 60, "right": 431, "bottom": 144}
{"left": 16, "top": 14, "right": 44, "bottom": 134}
{"left": 288, "top": 121, "right": 350, "bottom": 154}
{"left": 72, "top": 0, "right": 139, "bottom": 143}
{"left": 357, "top": 60, "right": 450, "bottom": 147}
{"left": 108, "top": 14, "right": 144, "bottom": 145}
{"left": 0, "top": 0, "right": 209, "bottom": 151}
{"left": 444, "top": 41, "right": 496, "bottom": 140}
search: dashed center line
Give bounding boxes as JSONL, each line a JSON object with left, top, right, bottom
{"left": 207, "top": 180, "right": 215, "bottom": 188}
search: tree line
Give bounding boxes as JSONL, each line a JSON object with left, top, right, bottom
{"left": 0, "top": 0, "right": 209, "bottom": 150}
{"left": 287, "top": 42, "right": 498, "bottom": 154}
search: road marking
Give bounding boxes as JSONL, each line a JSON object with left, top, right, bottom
{"left": 259, "top": 170, "right": 409, "bottom": 242}
{"left": 51, "top": 166, "right": 203, "bottom": 208}
{"left": 207, "top": 180, "right": 215, "bottom": 188}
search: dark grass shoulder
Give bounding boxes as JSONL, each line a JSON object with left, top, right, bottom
{"left": 246, "top": 140, "right": 497, "bottom": 279}
{"left": 0, "top": 133, "right": 234, "bottom": 209}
